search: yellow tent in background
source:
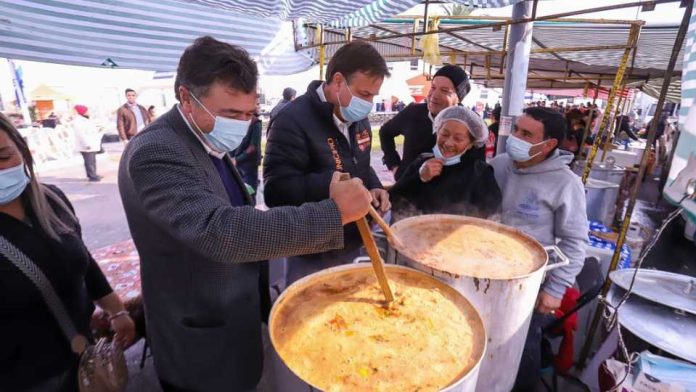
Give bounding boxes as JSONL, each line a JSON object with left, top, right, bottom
{"left": 30, "top": 84, "right": 72, "bottom": 120}
{"left": 31, "top": 84, "right": 69, "bottom": 101}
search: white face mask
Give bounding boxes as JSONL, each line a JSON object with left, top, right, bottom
{"left": 505, "top": 134, "right": 546, "bottom": 162}
{"left": 0, "top": 162, "right": 29, "bottom": 205}
{"left": 190, "top": 93, "right": 250, "bottom": 152}
{"left": 337, "top": 81, "right": 373, "bottom": 122}
{"left": 432, "top": 144, "right": 466, "bottom": 166}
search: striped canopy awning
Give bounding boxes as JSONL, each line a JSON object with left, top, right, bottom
{"left": 679, "top": 7, "right": 696, "bottom": 128}
{"left": 637, "top": 77, "right": 682, "bottom": 103}
{"left": 182, "top": 0, "right": 524, "bottom": 28}
{"left": 667, "top": 4, "right": 696, "bottom": 222}
{"left": 0, "top": 0, "right": 314, "bottom": 74}
{"left": 0, "top": 0, "right": 524, "bottom": 74}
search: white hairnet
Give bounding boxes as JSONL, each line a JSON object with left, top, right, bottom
{"left": 432, "top": 106, "right": 489, "bottom": 148}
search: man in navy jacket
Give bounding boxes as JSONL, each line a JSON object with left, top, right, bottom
{"left": 264, "top": 41, "right": 391, "bottom": 284}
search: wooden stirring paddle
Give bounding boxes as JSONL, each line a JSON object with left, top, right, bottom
{"left": 340, "top": 174, "right": 394, "bottom": 303}
{"left": 355, "top": 217, "right": 395, "bottom": 303}
{"left": 367, "top": 205, "right": 405, "bottom": 249}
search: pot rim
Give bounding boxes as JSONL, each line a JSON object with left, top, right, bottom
{"left": 268, "top": 263, "right": 488, "bottom": 391}
{"left": 390, "top": 214, "right": 550, "bottom": 281}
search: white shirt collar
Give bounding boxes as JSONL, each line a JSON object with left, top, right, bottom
{"left": 316, "top": 83, "right": 351, "bottom": 128}
{"left": 316, "top": 83, "right": 327, "bottom": 102}
{"left": 176, "top": 104, "right": 226, "bottom": 159}
{"left": 316, "top": 83, "right": 352, "bottom": 145}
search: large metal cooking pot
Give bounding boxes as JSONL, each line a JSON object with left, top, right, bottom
{"left": 585, "top": 178, "right": 620, "bottom": 226}
{"left": 389, "top": 215, "right": 569, "bottom": 392}
{"left": 571, "top": 159, "right": 623, "bottom": 226}
{"left": 572, "top": 158, "right": 626, "bottom": 186}
{"left": 269, "top": 263, "right": 487, "bottom": 392}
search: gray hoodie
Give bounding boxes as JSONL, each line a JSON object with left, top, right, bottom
{"left": 489, "top": 150, "right": 588, "bottom": 298}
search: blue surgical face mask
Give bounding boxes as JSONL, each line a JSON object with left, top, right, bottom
{"left": 432, "top": 144, "right": 465, "bottom": 166}
{"left": 0, "top": 163, "right": 30, "bottom": 205}
{"left": 338, "top": 83, "right": 373, "bottom": 123}
{"left": 190, "top": 93, "right": 250, "bottom": 152}
{"left": 505, "top": 134, "right": 545, "bottom": 162}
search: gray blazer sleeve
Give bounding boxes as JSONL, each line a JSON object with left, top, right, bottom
{"left": 126, "top": 140, "right": 344, "bottom": 264}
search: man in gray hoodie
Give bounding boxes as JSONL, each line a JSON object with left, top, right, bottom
{"left": 490, "top": 106, "right": 588, "bottom": 390}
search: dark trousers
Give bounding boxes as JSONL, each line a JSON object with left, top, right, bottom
{"left": 81, "top": 152, "right": 98, "bottom": 179}
{"left": 513, "top": 312, "right": 556, "bottom": 391}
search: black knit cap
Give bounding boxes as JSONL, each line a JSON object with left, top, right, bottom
{"left": 433, "top": 64, "right": 470, "bottom": 102}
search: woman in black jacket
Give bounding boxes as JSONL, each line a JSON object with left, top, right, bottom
{"left": 0, "top": 113, "right": 135, "bottom": 391}
{"left": 390, "top": 106, "right": 502, "bottom": 221}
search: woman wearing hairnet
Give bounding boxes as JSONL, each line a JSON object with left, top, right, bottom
{"left": 389, "top": 106, "right": 502, "bottom": 221}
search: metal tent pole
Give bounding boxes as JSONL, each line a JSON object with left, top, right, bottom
{"left": 497, "top": 0, "right": 534, "bottom": 155}
{"left": 601, "top": 45, "right": 639, "bottom": 162}
{"left": 499, "top": 25, "right": 510, "bottom": 74}
{"left": 593, "top": 79, "right": 601, "bottom": 105}
{"left": 577, "top": 0, "right": 693, "bottom": 368}
{"left": 411, "top": 19, "right": 420, "bottom": 55}
{"left": 582, "top": 24, "right": 642, "bottom": 185}
{"left": 601, "top": 87, "right": 627, "bottom": 162}
{"left": 580, "top": 107, "right": 595, "bottom": 158}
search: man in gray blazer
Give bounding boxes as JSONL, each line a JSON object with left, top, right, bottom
{"left": 118, "top": 36, "right": 372, "bottom": 392}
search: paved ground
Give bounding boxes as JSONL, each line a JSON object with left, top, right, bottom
{"left": 36, "top": 143, "right": 131, "bottom": 251}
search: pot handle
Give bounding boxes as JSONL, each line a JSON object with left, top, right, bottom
{"left": 353, "top": 256, "right": 372, "bottom": 264}
{"left": 543, "top": 245, "right": 570, "bottom": 272}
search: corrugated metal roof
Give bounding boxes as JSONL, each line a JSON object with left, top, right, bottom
{"left": 307, "top": 19, "right": 685, "bottom": 92}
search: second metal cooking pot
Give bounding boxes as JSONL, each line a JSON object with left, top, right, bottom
{"left": 390, "top": 215, "right": 569, "bottom": 392}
